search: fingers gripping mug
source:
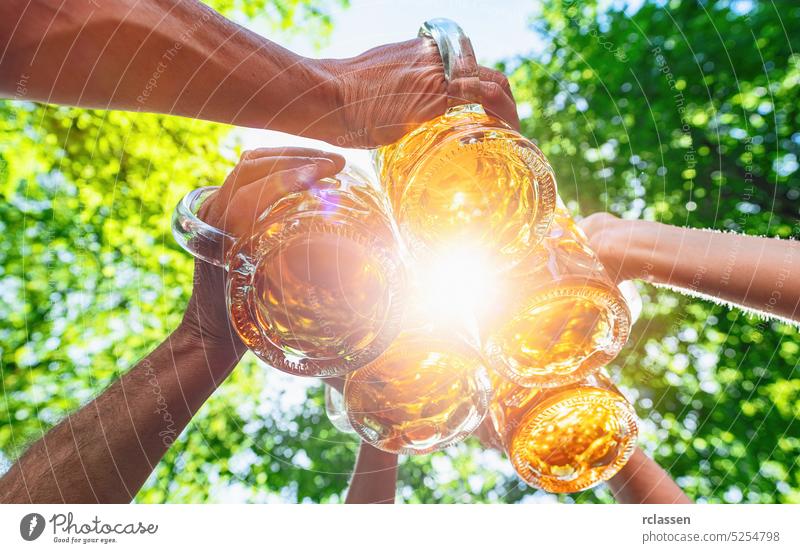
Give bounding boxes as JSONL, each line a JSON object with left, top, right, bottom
{"left": 373, "top": 18, "right": 558, "bottom": 268}
{"left": 172, "top": 166, "right": 407, "bottom": 377}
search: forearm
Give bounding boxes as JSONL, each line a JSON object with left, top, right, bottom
{"left": 0, "top": 325, "right": 242, "bottom": 503}
{"left": 615, "top": 221, "right": 800, "bottom": 322}
{"left": 608, "top": 448, "right": 691, "bottom": 504}
{"left": 1, "top": 0, "right": 337, "bottom": 137}
{"left": 345, "top": 443, "right": 398, "bottom": 504}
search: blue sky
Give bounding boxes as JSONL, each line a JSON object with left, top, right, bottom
{"left": 280, "top": 0, "right": 546, "bottom": 62}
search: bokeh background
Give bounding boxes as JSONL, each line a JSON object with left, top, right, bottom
{"left": 1, "top": 0, "right": 798, "bottom": 503}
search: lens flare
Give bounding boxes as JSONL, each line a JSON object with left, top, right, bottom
{"left": 414, "top": 244, "right": 501, "bottom": 327}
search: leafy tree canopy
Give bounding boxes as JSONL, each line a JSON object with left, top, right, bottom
{"left": 1, "top": 0, "right": 798, "bottom": 503}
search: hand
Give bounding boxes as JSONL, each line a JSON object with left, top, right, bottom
{"left": 179, "top": 148, "right": 346, "bottom": 355}
{"left": 579, "top": 212, "right": 634, "bottom": 283}
{"left": 321, "top": 38, "right": 520, "bottom": 148}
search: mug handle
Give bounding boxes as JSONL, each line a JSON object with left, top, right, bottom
{"left": 617, "top": 280, "right": 643, "bottom": 325}
{"left": 171, "top": 186, "right": 236, "bottom": 269}
{"left": 419, "top": 18, "right": 482, "bottom": 107}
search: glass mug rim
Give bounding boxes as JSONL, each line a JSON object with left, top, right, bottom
{"left": 485, "top": 276, "right": 634, "bottom": 388}
{"left": 390, "top": 109, "right": 559, "bottom": 265}
{"left": 507, "top": 383, "right": 638, "bottom": 493}
{"left": 343, "top": 332, "right": 492, "bottom": 455}
{"left": 375, "top": 18, "right": 559, "bottom": 270}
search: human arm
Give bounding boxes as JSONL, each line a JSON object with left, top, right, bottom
{"left": 0, "top": 326, "right": 244, "bottom": 503}
{"left": 0, "top": 0, "right": 518, "bottom": 147}
{"left": 580, "top": 213, "right": 800, "bottom": 323}
{"left": 607, "top": 448, "right": 691, "bottom": 504}
{"left": 0, "top": 148, "right": 344, "bottom": 503}
{"left": 345, "top": 442, "right": 398, "bottom": 504}
{"left": 321, "top": 378, "right": 398, "bottom": 504}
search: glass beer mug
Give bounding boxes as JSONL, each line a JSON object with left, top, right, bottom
{"left": 484, "top": 204, "right": 634, "bottom": 388}
{"left": 489, "top": 370, "right": 638, "bottom": 493}
{"left": 172, "top": 165, "right": 407, "bottom": 377}
{"left": 373, "top": 18, "right": 557, "bottom": 268}
{"left": 343, "top": 324, "right": 491, "bottom": 455}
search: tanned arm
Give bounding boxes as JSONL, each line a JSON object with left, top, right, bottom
{"left": 0, "top": 148, "right": 345, "bottom": 503}
{"left": 345, "top": 443, "right": 398, "bottom": 504}
{"left": 608, "top": 448, "right": 691, "bottom": 504}
{"left": 0, "top": 0, "right": 337, "bottom": 137}
{"left": 1, "top": 0, "right": 519, "bottom": 147}
{"left": 0, "top": 326, "right": 243, "bottom": 503}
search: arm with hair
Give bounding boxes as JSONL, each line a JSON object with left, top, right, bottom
{"left": 0, "top": 327, "right": 243, "bottom": 503}
{"left": 1, "top": 0, "right": 518, "bottom": 147}
{"left": 0, "top": 0, "right": 336, "bottom": 138}
{"left": 581, "top": 214, "right": 800, "bottom": 324}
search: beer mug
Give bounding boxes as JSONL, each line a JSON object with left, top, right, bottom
{"left": 172, "top": 165, "right": 407, "bottom": 377}
{"left": 489, "top": 370, "right": 638, "bottom": 493}
{"left": 343, "top": 324, "right": 491, "bottom": 455}
{"left": 484, "top": 204, "right": 634, "bottom": 388}
{"left": 373, "top": 18, "right": 557, "bottom": 268}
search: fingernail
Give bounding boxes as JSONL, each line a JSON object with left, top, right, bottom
{"left": 311, "top": 157, "right": 338, "bottom": 173}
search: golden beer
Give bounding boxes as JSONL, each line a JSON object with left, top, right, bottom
{"left": 490, "top": 370, "right": 638, "bottom": 493}
{"left": 226, "top": 167, "right": 407, "bottom": 377}
{"left": 375, "top": 104, "right": 557, "bottom": 267}
{"left": 344, "top": 328, "right": 491, "bottom": 454}
{"left": 485, "top": 206, "right": 632, "bottom": 388}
